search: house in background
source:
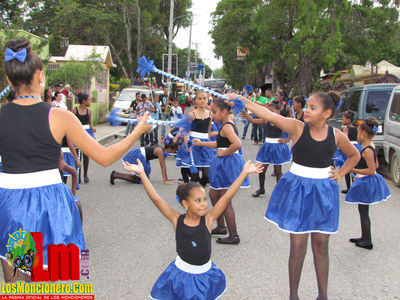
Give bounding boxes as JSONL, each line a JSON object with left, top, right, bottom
{"left": 49, "top": 45, "right": 116, "bottom": 124}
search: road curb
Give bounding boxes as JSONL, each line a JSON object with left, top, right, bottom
{"left": 98, "top": 130, "right": 125, "bottom": 145}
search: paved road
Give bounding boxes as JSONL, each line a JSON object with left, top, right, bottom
{"left": 2, "top": 122, "right": 400, "bottom": 300}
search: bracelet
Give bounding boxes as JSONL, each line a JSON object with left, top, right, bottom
{"left": 336, "top": 173, "right": 341, "bottom": 182}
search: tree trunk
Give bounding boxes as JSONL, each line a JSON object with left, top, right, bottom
{"left": 121, "top": 6, "right": 133, "bottom": 79}
{"left": 298, "top": 52, "right": 313, "bottom": 96}
{"left": 136, "top": 0, "right": 141, "bottom": 60}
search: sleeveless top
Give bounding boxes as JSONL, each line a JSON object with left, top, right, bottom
{"left": 0, "top": 102, "right": 60, "bottom": 173}
{"left": 75, "top": 108, "right": 90, "bottom": 125}
{"left": 144, "top": 146, "right": 158, "bottom": 161}
{"left": 176, "top": 214, "right": 211, "bottom": 265}
{"left": 216, "top": 122, "right": 238, "bottom": 148}
{"left": 347, "top": 126, "right": 358, "bottom": 142}
{"left": 191, "top": 111, "right": 211, "bottom": 133}
{"left": 297, "top": 111, "right": 304, "bottom": 122}
{"left": 280, "top": 104, "right": 289, "bottom": 117}
{"left": 355, "top": 146, "right": 376, "bottom": 169}
{"left": 292, "top": 123, "right": 336, "bottom": 168}
{"left": 62, "top": 136, "right": 68, "bottom": 148}
{"left": 265, "top": 122, "right": 282, "bottom": 138}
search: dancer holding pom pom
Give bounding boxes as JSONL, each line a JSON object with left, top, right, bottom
{"left": 123, "top": 159, "right": 262, "bottom": 300}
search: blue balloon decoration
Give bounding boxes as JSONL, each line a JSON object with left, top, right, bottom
{"left": 136, "top": 56, "right": 156, "bottom": 78}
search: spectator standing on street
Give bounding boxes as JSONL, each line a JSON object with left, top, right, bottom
{"left": 170, "top": 97, "right": 183, "bottom": 122}
{"left": 53, "top": 83, "right": 66, "bottom": 105}
{"left": 61, "top": 84, "right": 73, "bottom": 111}
{"left": 179, "top": 92, "right": 187, "bottom": 113}
{"left": 150, "top": 95, "right": 161, "bottom": 146}
{"left": 43, "top": 87, "right": 53, "bottom": 104}
{"left": 159, "top": 87, "right": 172, "bottom": 139}
{"left": 136, "top": 94, "right": 155, "bottom": 147}
{"left": 124, "top": 92, "right": 140, "bottom": 137}
{"left": 52, "top": 91, "right": 68, "bottom": 109}
{"left": 251, "top": 88, "right": 265, "bottom": 144}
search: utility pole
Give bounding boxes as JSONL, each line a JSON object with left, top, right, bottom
{"left": 167, "top": 0, "right": 174, "bottom": 86}
{"left": 194, "top": 43, "right": 199, "bottom": 81}
{"left": 186, "top": 23, "right": 192, "bottom": 81}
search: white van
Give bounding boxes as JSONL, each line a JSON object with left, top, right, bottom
{"left": 383, "top": 86, "right": 400, "bottom": 186}
{"left": 112, "top": 87, "right": 153, "bottom": 113}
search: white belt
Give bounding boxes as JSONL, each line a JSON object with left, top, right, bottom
{"left": 350, "top": 141, "right": 359, "bottom": 145}
{"left": 0, "top": 169, "right": 62, "bottom": 189}
{"left": 61, "top": 147, "right": 70, "bottom": 153}
{"left": 265, "top": 138, "right": 280, "bottom": 144}
{"left": 190, "top": 132, "right": 209, "bottom": 139}
{"left": 140, "top": 147, "right": 146, "bottom": 158}
{"left": 357, "top": 173, "right": 376, "bottom": 178}
{"left": 218, "top": 147, "right": 239, "bottom": 154}
{"left": 290, "top": 162, "right": 331, "bottom": 179}
{"left": 168, "top": 133, "right": 174, "bottom": 138}
{"left": 174, "top": 255, "right": 211, "bottom": 274}
{"left": 83, "top": 124, "right": 91, "bottom": 130}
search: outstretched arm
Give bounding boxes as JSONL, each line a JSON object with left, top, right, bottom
{"left": 154, "top": 147, "right": 174, "bottom": 184}
{"left": 242, "top": 110, "right": 265, "bottom": 125}
{"left": 205, "top": 161, "right": 263, "bottom": 231}
{"left": 50, "top": 109, "right": 152, "bottom": 167}
{"left": 226, "top": 93, "right": 301, "bottom": 137}
{"left": 123, "top": 159, "right": 180, "bottom": 229}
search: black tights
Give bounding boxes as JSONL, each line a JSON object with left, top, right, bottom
{"left": 357, "top": 204, "right": 371, "bottom": 243}
{"left": 345, "top": 173, "right": 354, "bottom": 190}
{"left": 191, "top": 167, "right": 209, "bottom": 187}
{"left": 289, "top": 233, "right": 330, "bottom": 300}
{"left": 209, "top": 189, "right": 238, "bottom": 237}
{"left": 181, "top": 168, "right": 191, "bottom": 183}
{"left": 259, "top": 164, "right": 282, "bottom": 191}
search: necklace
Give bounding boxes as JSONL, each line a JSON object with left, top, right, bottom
{"left": 14, "top": 95, "right": 42, "bottom": 101}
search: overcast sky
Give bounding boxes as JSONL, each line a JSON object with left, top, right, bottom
{"left": 174, "top": 0, "right": 223, "bottom": 71}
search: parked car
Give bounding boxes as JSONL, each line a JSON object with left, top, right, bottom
{"left": 113, "top": 87, "right": 153, "bottom": 112}
{"left": 383, "top": 86, "right": 400, "bottom": 186}
{"left": 329, "top": 84, "right": 399, "bottom": 153}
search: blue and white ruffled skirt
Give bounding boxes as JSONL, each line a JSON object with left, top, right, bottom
{"left": 150, "top": 255, "right": 226, "bottom": 300}
{"left": 209, "top": 150, "right": 249, "bottom": 190}
{"left": 256, "top": 138, "right": 292, "bottom": 165}
{"left": 123, "top": 148, "right": 151, "bottom": 180}
{"left": 62, "top": 147, "right": 76, "bottom": 177}
{"left": 190, "top": 132, "right": 216, "bottom": 167}
{"left": 345, "top": 173, "right": 391, "bottom": 205}
{"left": 0, "top": 169, "right": 86, "bottom": 266}
{"left": 83, "top": 124, "right": 96, "bottom": 140}
{"left": 265, "top": 163, "right": 339, "bottom": 234}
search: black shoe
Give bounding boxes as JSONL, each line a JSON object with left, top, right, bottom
{"left": 271, "top": 171, "right": 276, "bottom": 177}
{"left": 211, "top": 227, "right": 228, "bottom": 235}
{"left": 252, "top": 189, "right": 265, "bottom": 198}
{"left": 216, "top": 235, "right": 240, "bottom": 245}
{"left": 355, "top": 241, "right": 373, "bottom": 250}
{"left": 110, "top": 171, "right": 116, "bottom": 185}
{"left": 242, "top": 136, "right": 245, "bottom": 140}
{"left": 341, "top": 189, "right": 348, "bottom": 194}
{"left": 349, "top": 237, "right": 364, "bottom": 243}
{"left": 84, "top": 175, "right": 89, "bottom": 183}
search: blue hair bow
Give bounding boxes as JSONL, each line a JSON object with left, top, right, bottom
{"left": 243, "top": 84, "right": 253, "bottom": 93}
{"left": 5, "top": 48, "right": 27, "bottom": 63}
{"left": 176, "top": 195, "right": 181, "bottom": 204}
{"left": 373, "top": 125, "right": 379, "bottom": 133}
{"left": 229, "top": 97, "right": 245, "bottom": 116}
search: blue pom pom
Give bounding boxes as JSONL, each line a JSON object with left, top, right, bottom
{"left": 243, "top": 84, "right": 254, "bottom": 93}
{"left": 186, "top": 140, "right": 193, "bottom": 148}
{"left": 173, "top": 115, "right": 192, "bottom": 134}
{"left": 190, "top": 166, "right": 199, "bottom": 174}
{"left": 230, "top": 97, "right": 245, "bottom": 116}
{"left": 136, "top": 56, "right": 156, "bottom": 79}
{"left": 177, "top": 113, "right": 183, "bottom": 119}
{"left": 106, "top": 109, "right": 123, "bottom": 126}
{"left": 197, "top": 64, "right": 204, "bottom": 72}
{"left": 288, "top": 100, "right": 294, "bottom": 106}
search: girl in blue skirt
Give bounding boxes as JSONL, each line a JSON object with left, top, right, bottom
{"left": 243, "top": 101, "right": 292, "bottom": 197}
{"left": 227, "top": 91, "right": 360, "bottom": 300}
{"left": 0, "top": 37, "right": 152, "bottom": 282}
{"left": 194, "top": 99, "right": 249, "bottom": 245}
{"left": 123, "top": 158, "right": 261, "bottom": 300}
{"left": 73, "top": 93, "right": 96, "bottom": 183}
{"left": 345, "top": 117, "right": 391, "bottom": 250}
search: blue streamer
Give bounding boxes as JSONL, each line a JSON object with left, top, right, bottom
{"left": 288, "top": 100, "right": 295, "bottom": 119}
{"left": 336, "top": 98, "right": 343, "bottom": 111}
{"left": 0, "top": 85, "right": 12, "bottom": 99}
